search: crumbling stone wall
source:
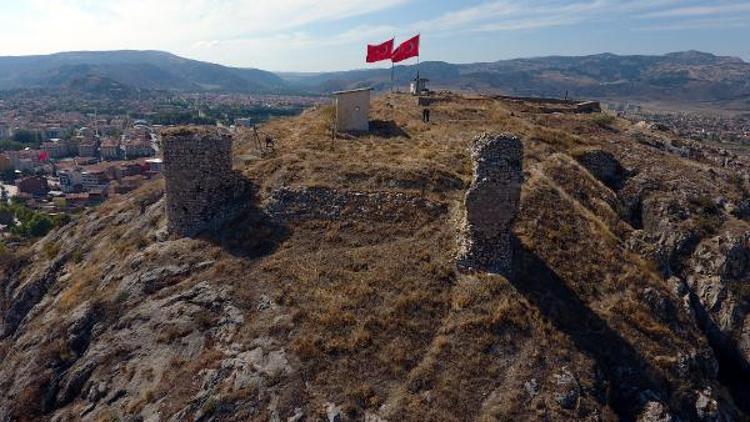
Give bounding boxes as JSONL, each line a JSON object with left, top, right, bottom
{"left": 163, "top": 127, "right": 250, "bottom": 237}
{"left": 457, "top": 133, "right": 524, "bottom": 276}
{"left": 265, "top": 186, "right": 447, "bottom": 224}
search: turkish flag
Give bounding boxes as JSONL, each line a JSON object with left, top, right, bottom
{"left": 366, "top": 39, "right": 394, "bottom": 63}
{"left": 391, "top": 35, "right": 420, "bottom": 63}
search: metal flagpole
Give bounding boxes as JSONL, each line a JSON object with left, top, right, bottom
{"left": 391, "top": 60, "right": 395, "bottom": 93}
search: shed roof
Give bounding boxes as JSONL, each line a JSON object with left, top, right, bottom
{"left": 332, "top": 87, "right": 373, "bottom": 96}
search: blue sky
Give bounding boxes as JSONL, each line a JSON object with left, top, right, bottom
{"left": 0, "top": 0, "right": 748, "bottom": 71}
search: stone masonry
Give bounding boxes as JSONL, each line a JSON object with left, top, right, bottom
{"left": 457, "top": 133, "right": 524, "bottom": 276}
{"left": 163, "top": 127, "right": 250, "bottom": 237}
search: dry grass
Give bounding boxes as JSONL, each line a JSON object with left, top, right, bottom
{"left": 1, "top": 92, "right": 732, "bottom": 420}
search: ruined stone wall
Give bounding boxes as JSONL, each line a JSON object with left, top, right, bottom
{"left": 163, "top": 127, "right": 250, "bottom": 237}
{"left": 265, "top": 186, "right": 447, "bottom": 224}
{"left": 457, "top": 133, "right": 524, "bottom": 276}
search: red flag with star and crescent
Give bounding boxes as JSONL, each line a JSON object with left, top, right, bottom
{"left": 391, "top": 34, "right": 420, "bottom": 63}
{"left": 366, "top": 39, "right": 394, "bottom": 63}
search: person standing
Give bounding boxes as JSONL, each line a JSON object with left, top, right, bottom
{"left": 422, "top": 108, "right": 431, "bottom": 123}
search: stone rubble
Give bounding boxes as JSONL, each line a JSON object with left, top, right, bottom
{"left": 265, "top": 186, "right": 447, "bottom": 224}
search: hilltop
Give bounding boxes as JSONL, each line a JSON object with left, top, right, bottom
{"left": 1, "top": 93, "right": 750, "bottom": 420}
{"left": 2, "top": 50, "right": 750, "bottom": 112}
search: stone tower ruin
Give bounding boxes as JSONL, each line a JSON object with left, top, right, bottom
{"left": 457, "top": 133, "right": 524, "bottom": 276}
{"left": 162, "top": 127, "right": 250, "bottom": 237}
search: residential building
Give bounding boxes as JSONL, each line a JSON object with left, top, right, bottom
{"left": 6, "top": 149, "right": 43, "bottom": 171}
{"left": 16, "top": 176, "right": 48, "bottom": 196}
{"left": 59, "top": 169, "right": 83, "bottom": 193}
{"left": 77, "top": 140, "right": 98, "bottom": 157}
{"left": 42, "top": 138, "right": 74, "bottom": 159}
{"left": 145, "top": 158, "right": 163, "bottom": 173}
{"left": 100, "top": 138, "right": 121, "bottom": 160}
{"left": 0, "top": 154, "right": 12, "bottom": 173}
{"left": 44, "top": 126, "right": 63, "bottom": 140}
{"left": 123, "top": 140, "right": 154, "bottom": 159}
{"left": 81, "top": 169, "right": 108, "bottom": 191}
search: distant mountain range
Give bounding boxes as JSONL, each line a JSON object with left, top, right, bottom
{"left": 0, "top": 50, "right": 286, "bottom": 94}
{"left": 1, "top": 50, "right": 749, "bottom": 110}
{"left": 285, "top": 51, "right": 750, "bottom": 110}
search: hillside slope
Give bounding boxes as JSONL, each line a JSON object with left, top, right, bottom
{"left": 1, "top": 94, "right": 750, "bottom": 420}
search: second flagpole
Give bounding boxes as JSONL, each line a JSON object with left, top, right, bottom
{"left": 391, "top": 61, "right": 395, "bottom": 93}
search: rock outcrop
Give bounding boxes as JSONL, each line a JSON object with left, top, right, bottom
{"left": 456, "top": 133, "right": 523, "bottom": 276}
{"left": 687, "top": 231, "right": 750, "bottom": 371}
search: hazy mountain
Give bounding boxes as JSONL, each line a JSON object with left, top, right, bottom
{"left": 0, "top": 50, "right": 286, "bottom": 94}
{"left": 1, "top": 50, "right": 749, "bottom": 110}
{"left": 282, "top": 51, "right": 750, "bottom": 108}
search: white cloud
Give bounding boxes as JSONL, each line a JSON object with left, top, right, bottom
{"left": 641, "top": 3, "right": 750, "bottom": 18}
{"left": 0, "top": 0, "right": 747, "bottom": 71}
{"left": 0, "top": 0, "right": 411, "bottom": 57}
{"left": 404, "top": 0, "right": 750, "bottom": 37}
{"left": 636, "top": 15, "right": 750, "bottom": 31}
{"left": 407, "top": 0, "right": 665, "bottom": 33}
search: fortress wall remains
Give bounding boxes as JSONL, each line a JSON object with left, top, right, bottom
{"left": 457, "top": 133, "right": 524, "bottom": 276}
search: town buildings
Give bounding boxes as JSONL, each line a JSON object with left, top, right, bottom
{"left": 16, "top": 176, "right": 48, "bottom": 196}
{"left": 42, "top": 138, "right": 75, "bottom": 159}
{"left": 123, "top": 140, "right": 154, "bottom": 159}
{"left": 100, "top": 138, "right": 121, "bottom": 160}
{"left": 76, "top": 139, "right": 98, "bottom": 157}
{"left": 58, "top": 169, "right": 83, "bottom": 193}
{"left": 0, "top": 154, "right": 12, "bottom": 173}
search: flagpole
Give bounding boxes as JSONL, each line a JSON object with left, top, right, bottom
{"left": 391, "top": 60, "right": 395, "bottom": 94}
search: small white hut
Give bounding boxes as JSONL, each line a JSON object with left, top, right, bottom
{"left": 333, "top": 88, "right": 372, "bottom": 132}
{"left": 410, "top": 77, "right": 429, "bottom": 95}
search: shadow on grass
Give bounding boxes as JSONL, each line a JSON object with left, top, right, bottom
{"left": 196, "top": 179, "right": 289, "bottom": 260}
{"left": 510, "top": 238, "right": 674, "bottom": 421}
{"left": 369, "top": 119, "right": 411, "bottom": 139}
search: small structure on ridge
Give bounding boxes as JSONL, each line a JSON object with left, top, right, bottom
{"left": 333, "top": 88, "right": 372, "bottom": 133}
{"left": 410, "top": 76, "right": 429, "bottom": 96}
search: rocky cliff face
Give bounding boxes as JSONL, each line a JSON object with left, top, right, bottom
{"left": 1, "top": 94, "right": 749, "bottom": 421}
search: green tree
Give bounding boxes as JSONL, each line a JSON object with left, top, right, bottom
{"left": 0, "top": 139, "right": 26, "bottom": 152}
{"left": 27, "top": 214, "right": 53, "bottom": 237}
{"left": 12, "top": 130, "right": 40, "bottom": 145}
